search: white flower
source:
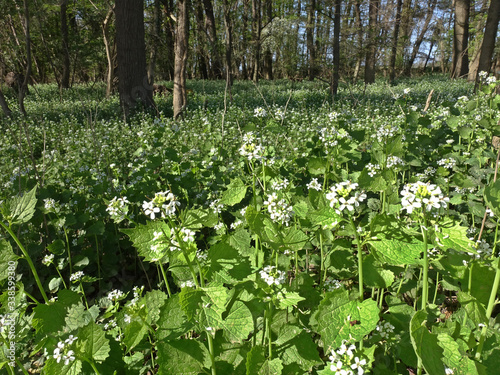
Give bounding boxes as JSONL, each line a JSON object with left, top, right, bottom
{"left": 351, "top": 357, "right": 367, "bottom": 374}
{"left": 143, "top": 191, "right": 180, "bottom": 219}
{"left": 107, "top": 289, "right": 124, "bottom": 301}
{"left": 106, "top": 196, "right": 130, "bottom": 222}
{"left": 326, "top": 181, "right": 366, "bottom": 215}
{"left": 124, "top": 314, "right": 131, "bottom": 324}
{"left": 259, "top": 266, "right": 286, "bottom": 286}
{"left": 42, "top": 254, "right": 54, "bottom": 266}
{"left": 64, "top": 335, "right": 78, "bottom": 345}
{"left": 69, "top": 271, "right": 84, "bottom": 282}
{"left": 306, "top": 178, "right": 322, "bottom": 191}
{"left": 254, "top": 107, "right": 267, "bottom": 117}
{"left": 400, "top": 181, "right": 449, "bottom": 214}
{"left": 263, "top": 193, "right": 294, "bottom": 226}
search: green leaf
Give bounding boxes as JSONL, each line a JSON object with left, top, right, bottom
{"left": 246, "top": 346, "right": 283, "bottom": 375}
{"left": 275, "top": 289, "right": 305, "bottom": 310}
{"left": 157, "top": 339, "right": 210, "bottom": 375}
{"left": 410, "top": 310, "right": 445, "bottom": 375}
{"left": 48, "top": 239, "right": 66, "bottom": 255}
{"left": 33, "top": 290, "right": 81, "bottom": 334}
{"left": 121, "top": 221, "right": 170, "bottom": 262}
{"left": 43, "top": 358, "right": 83, "bottom": 375}
{"left": 436, "top": 219, "right": 474, "bottom": 253}
{"left": 368, "top": 237, "right": 423, "bottom": 266}
{"left": 437, "top": 333, "right": 462, "bottom": 374}
{"left": 157, "top": 294, "right": 194, "bottom": 340}
{"left": 122, "top": 314, "right": 149, "bottom": 353}
{"left": 65, "top": 303, "right": 98, "bottom": 331}
{"left": 274, "top": 324, "right": 322, "bottom": 371}
{"left": 85, "top": 221, "right": 105, "bottom": 236}
{"left": 2, "top": 185, "right": 37, "bottom": 225}
{"left": 179, "top": 287, "right": 204, "bottom": 321}
{"left": 182, "top": 208, "right": 218, "bottom": 228}
{"left": 220, "top": 178, "right": 248, "bottom": 206}
{"left": 76, "top": 321, "right": 110, "bottom": 363}
{"left": 311, "top": 289, "right": 380, "bottom": 350}
{"left": 457, "top": 291, "right": 487, "bottom": 326}
{"left": 145, "top": 289, "right": 169, "bottom": 325}
{"left": 484, "top": 179, "right": 500, "bottom": 218}
{"left": 307, "top": 157, "right": 326, "bottom": 175}
{"left": 362, "top": 254, "right": 395, "bottom": 288}
{"left": 207, "top": 242, "right": 253, "bottom": 282}
{"left": 0, "top": 240, "right": 19, "bottom": 281}
{"left": 309, "top": 205, "right": 343, "bottom": 229}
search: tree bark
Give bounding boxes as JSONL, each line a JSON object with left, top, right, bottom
{"left": 223, "top": 0, "right": 234, "bottom": 86}
{"left": 251, "top": 0, "right": 261, "bottom": 82}
{"left": 353, "top": 0, "right": 363, "bottom": 81}
{"left": 148, "top": 0, "right": 162, "bottom": 85}
{"left": 451, "top": 0, "right": 470, "bottom": 79}
{"left": 60, "top": 0, "right": 70, "bottom": 89}
{"left": 203, "top": 0, "right": 223, "bottom": 78}
{"left": 364, "top": 0, "right": 379, "bottom": 84}
{"left": 115, "top": 0, "right": 154, "bottom": 115}
{"left": 19, "top": 0, "right": 31, "bottom": 116}
{"left": 476, "top": 0, "right": 500, "bottom": 78}
{"left": 263, "top": 0, "right": 273, "bottom": 79}
{"left": 306, "top": 0, "right": 316, "bottom": 80}
{"left": 195, "top": 0, "right": 209, "bottom": 79}
{"left": 173, "top": 0, "right": 189, "bottom": 119}
{"left": 331, "top": 0, "right": 341, "bottom": 95}
{"left": 389, "top": 0, "right": 403, "bottom": 83}
{"left": 0, "top": 89, "right": 12, "bottom": 117}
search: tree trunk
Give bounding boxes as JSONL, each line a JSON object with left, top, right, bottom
{"left": 263, "top": 0, "right": 273, "bottom": 79}
{"left": 476, "top": 0, "right": 500, "bottom": 78}
{"left": 241, "top": 0, "right": 249, "bottom": 79}
{"left": 103, "top": 6, "right": 115, "bottom": 98}
{"left": 364, "top": 0, "right": 379, "bottom": 84}
{"left": 389, "top": 0, "right": 403, "bottom": 83}
{"left": 404, "top": 0, "right": 437, "bottom": 75}
{"left": 195, "top": 0, "right": 209, "bottom": 79}
{"left": 0, "top": 89, "right": 12, "bottom": 117}
{"left": 115, "top": 0, "right": 154, "bottom": 115}
{"left": 451, "top": 0, "right": 470, "bottom": 78}
{"left": 223, "top": 0, "right": 234, "bottom": 86}
{"left": 252, "top": 0, "right": 261, "bottom": 82}
{"left": 203, "top": 0, "right": 223, "bottom": 78}
{"left": 353, "top": 0, "right": 363, "bottom": 81}
{"left": 173, "top": 0, "right": 189, "bottom": 119}
{"left": 148, "top": 0, "right": 162, "bottom": 85}
{"left": 306, "top": 0, "right": 316, "bottom": 80}
{"left": 331, "top": 0, "right": 341, "bottom": 96}
{"left": 19, "top": 0, "right": 31, "bottom": 116}
{"left": 60, "top": 0, "right": 70, "bottom": 89}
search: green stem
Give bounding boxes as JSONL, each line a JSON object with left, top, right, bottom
{"left": 0, "top": 221, "right": 49, "bottom": 303}
{"left": 95, "top": 235, "right": 101, "bottom": 292}
{"left": 351, "top": 218, "right": 364, "bottom": 301}
{"left": 420, "top": 217, "right": 429, "bottom": 311}
{"left": 159, "top": 263, "right": 172, "bottom": 297}
{"left": 320, "top": 231, "right": 325, "bottom": 288}
{"left": 432, "top": 272, "right": 439, "bottom": 305}
{"left": 206, "top": 332, "right": 217, "bottom": 375}
{"left": 63, "top": 226, "right": 73, "bottom": 276}
{"left": 87, "top": 359, "right": 101, "bottom": 375}
{"left": 266, "top": 304, "right": 273, "bottom": 359}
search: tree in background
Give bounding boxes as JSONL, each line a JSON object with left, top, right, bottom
{"left": 115, "top": 0, "right": 154, "bottom": 115}
{"left": 173, "top": 0, "right": 189, "bottom": 119}
{"left": 451, "top": 0, "right": 470, "bottom": 78}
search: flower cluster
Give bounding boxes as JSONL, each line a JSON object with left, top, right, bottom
{"left": 42, "top": 254, "right": 54, "bottom": 266}
{"left": 478, "top": 71, "right": 497, "bottom": 85}
{"left": 306, "top": 178, "right": 322, "bottom": 191}
{"left": 239, "top": 132, "right": 264, "bottom": 161}
{"left": 375, "top": 320, "right": 395, "bottom": 340}
{"left": 52, "top": 335, "right": 78, "bottom": 365}
{"left": 259, "top": 265, "right": 286, "bottom": 286}
{"left": 324, "top": 279, "right": 342, "bottom": 292}
{"left": 254, "top": 107, "right": 267, "bottom": 117}
{"left": 142, "top": 190, "right": 180, "bottom": 220}
{"left": 107, "top": 289, "right": 124, "bottom": 302}
{"left": 319, "top": 127, "right": 351, "bottom": 153}
{"left": 400, "top": 181, "right": 449, "bottom": 214}
{"left": 69, "top": 271, "right": 84, "bottom": 282}
{"left": 366, "top": 163, "right": 380, "bottom": 177}
{"left": 43, "top": 198, "right": 60, "bottom": 214}
{"left": 328, "top": 341, "right": 367, "bottom": 375}
{"left": 437, "top": 158, "right": 456, "bottom": 169}
{"left": 326, "top": 181, "right": 367, "bottom": 215}
{"left": 169, "top": 227, "right": 196, "bottom": 251}
{"left": 106, "top": 196, "right": 130, "bottom": 223}
{"left": 386, "top": 156, "right": 404, "bottom": 169}
{"left": 263, "top": 192, "right": 294, "bottom": 226}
